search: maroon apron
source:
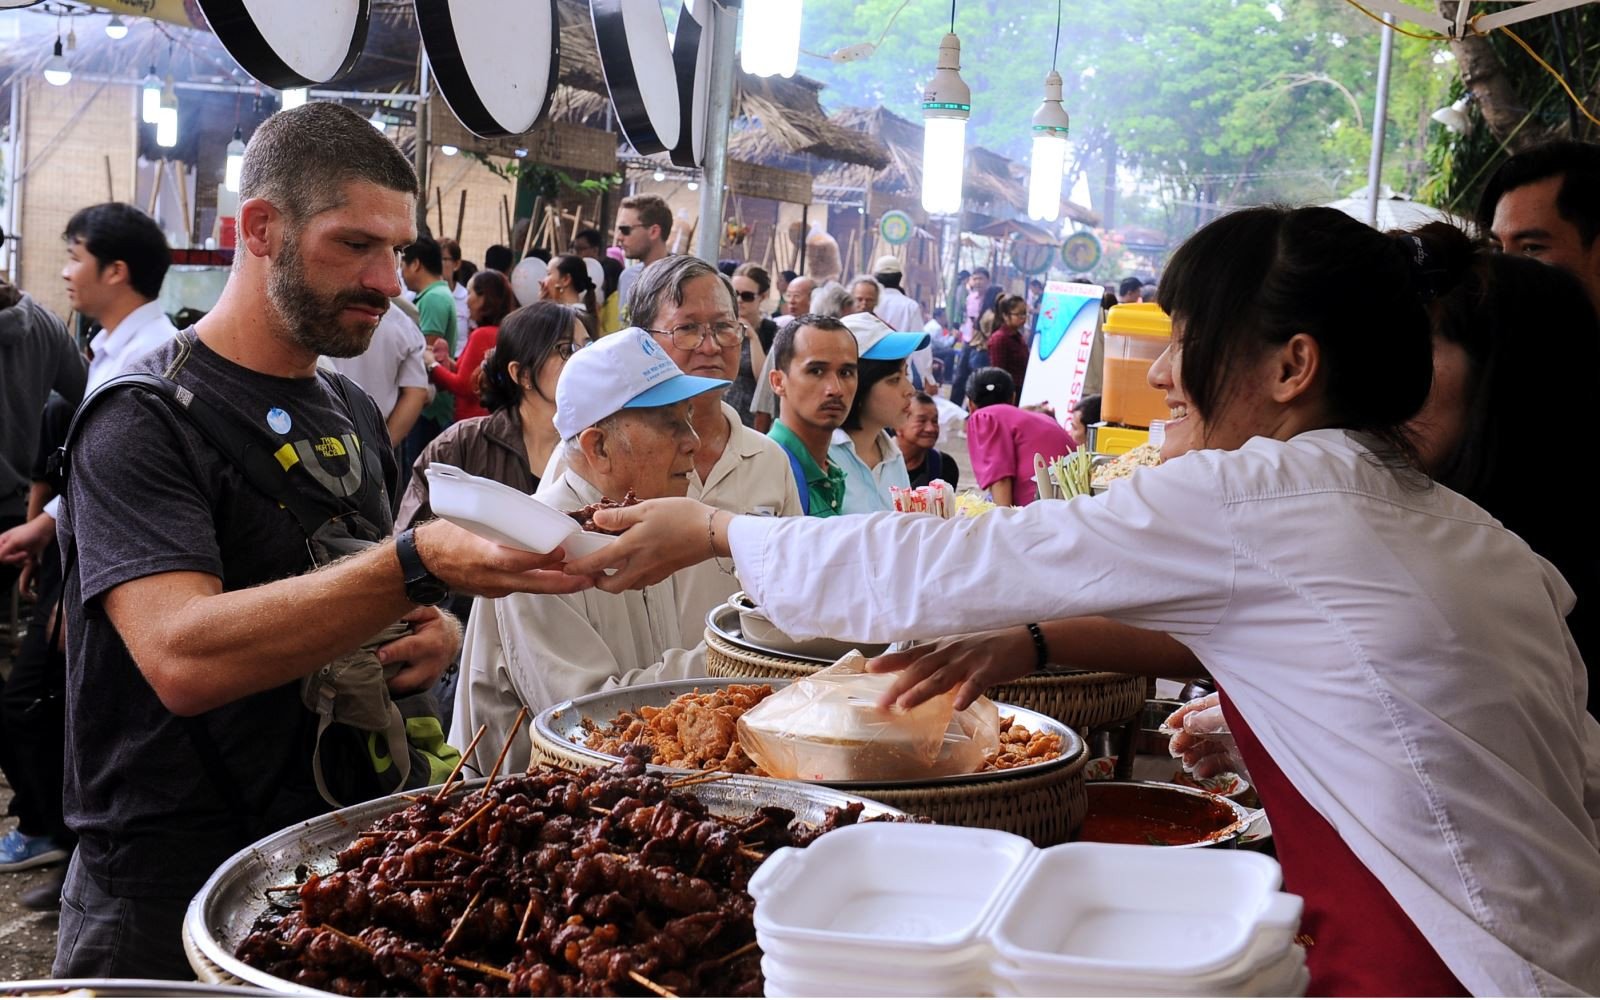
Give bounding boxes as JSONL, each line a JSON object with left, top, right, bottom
{"left": 1218, "top": 690, "right": 1469, "bottom": 997}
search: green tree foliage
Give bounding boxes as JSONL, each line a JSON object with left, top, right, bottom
{"left": 797, "top": 0, "right": 1455, "bottom": 241}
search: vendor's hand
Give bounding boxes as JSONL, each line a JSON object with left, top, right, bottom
{"left": 867, "top": 627, "right": 1037, "bottom": 712}
{"left": 1164, "top": 693, "right": 1248, "bottom": 780}
{"left": 413, "top": 519, "right": 594, "bottom": 598}
{"left": 564, "top": 499, "right": 725, "bottom": 593}
{"left": 378, "top": 604, "right": 461, "bottom": 695}
{"left": 0, "top": 513, "right": 53, "bottom": 567}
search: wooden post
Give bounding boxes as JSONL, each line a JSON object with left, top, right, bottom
{"left": 103, "top": 155, "right": 115, "bottom": 202}
{"left": 174, "top": 165, "right": 192, "bottom": 247}
{"left": 146, "top": 159, "right": 165, "bottom": 216}
{"left": 522, "top": 196, "right": 542, "bottom": 258}
{"left": 435, "top": 187, "right": 446, "bottom": 237}
{"left": 454, "top": 190, "right": 467, "bottom": 244}
{"left": 501, "top": 194, "right": 513, "bottom": 252}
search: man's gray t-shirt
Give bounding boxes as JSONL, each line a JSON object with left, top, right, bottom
{"left": 59, "top": 330, "right": 397, "bottom": 898}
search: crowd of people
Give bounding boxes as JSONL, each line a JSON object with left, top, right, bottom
{"left": 0, "top": 99, "right": 1597, "bottom": 996}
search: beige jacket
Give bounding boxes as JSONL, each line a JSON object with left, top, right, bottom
{"left": 449, "top": 469, "right": 706, "bottom": 774}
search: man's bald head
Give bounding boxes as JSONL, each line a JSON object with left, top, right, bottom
{"left": 785, "top": 275, "right": 816, "bottom": 317}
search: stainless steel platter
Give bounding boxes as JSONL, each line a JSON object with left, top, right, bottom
{"left": 534, "top": 677, "right": 1086, "bottom": 790}
{"left": 185, "top": 773, "right": 900, "bottom": 996}
{"left": 0, "top": 981, "right": 274, "bottom": 997}
{"left": 705, "top": 603, "right": 836, "bottom": 665}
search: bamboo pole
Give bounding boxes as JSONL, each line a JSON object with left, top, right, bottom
{"left": 436, "top": 187, "right": 446, "bottom": 237}
{"left": 454, "top": 190, "right": 467, "bottom": 244}
{"left": 501, "top": 194, "right": 513, "bottom": 252}
{"left": 146, "top": 159, "right": 164, "bottom": 216}
{"left": 175, "top": 165, "right": 192, "bottom": 246}
{"left": 103, "top": 155, "right": 115, "bottom": 201}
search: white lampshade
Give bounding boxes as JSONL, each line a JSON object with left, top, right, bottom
{"left": 142, "top": 67, "right": 161, "bottom": 124}
{"left": 439, "top": 144, "right": 459, "bottom": 156}
{"left": 1027, "top": 70, "right": 1071, "bottom": 221}
{"left": 920, "top": 33, "right": 970, "bottom": 216}
{"left": 280, "top": 88, "right": 308, "bottom": 111}
{"left": 105, "top": 14, "right": 129, "bottom": 40}
{"left": 42, "top": 39, "right": 71, "bottom": 87}
{"left": 224, "top": 129, "right": 245, "bottom": 192}
{"left": 740, "top": 0, "right": 803, "bottom": 78}
{"left": 155, "top": 105, "right": 178, "bottom": 148}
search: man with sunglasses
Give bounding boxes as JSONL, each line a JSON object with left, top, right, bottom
{"left": 613, "top": 195, "right": 673, "bottom": 325}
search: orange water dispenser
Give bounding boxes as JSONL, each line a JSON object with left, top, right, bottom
{"left": 1100, "top": 303, "right": 1171, "bottom": 428}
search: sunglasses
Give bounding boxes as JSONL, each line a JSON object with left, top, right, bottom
{"left": 737, "top": 290, "right": 760, "bottom": 302}
{"left": 616, "top": 225, "right": 635, "bottom": 236}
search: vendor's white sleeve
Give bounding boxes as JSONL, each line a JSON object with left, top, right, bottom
{"left": 729, "top": 457, "right": 1235, "bottom": 642}
{"left": 44, "top": 495, "right": 61, "bottom": 520}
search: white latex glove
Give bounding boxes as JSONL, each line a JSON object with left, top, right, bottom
{"left": 1164, "top": 693, "right": 1250, "bottom": 780}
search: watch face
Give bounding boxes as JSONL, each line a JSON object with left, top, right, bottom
{"left": 407, "top": 577, "right": 450, "bottom": 606}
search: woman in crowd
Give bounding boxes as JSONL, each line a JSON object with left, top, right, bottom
{"left": 541, "top": 253, "right": 600, "bottom": 317}
{"left": 724, "top": 264, "right": 776, "bottom": 426}
{"left": 429, "top": 269, "right": 516, "bottom": 422}
{"left": 985, "top": 293, "right": 1032, "bottom": 390}
{"left": 830, "top": 316, "right": 918, "bottom": 515}
{"left": 1407, "top": 225, "right": 1600, "bottom": 713}
{"left": 963, "top": 367, "right": 1074, "bottom": 506}
{"left": 399, "top": 302, "right": 582, "bottom": 530}
{"left": 569, "top": 206, "right": 1600, "bottom": 997}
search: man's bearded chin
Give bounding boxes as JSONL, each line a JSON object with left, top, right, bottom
{"left": 268, "top": 235, "right": 389, "bottom": 359}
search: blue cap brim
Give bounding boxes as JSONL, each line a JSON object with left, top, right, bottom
{"left": 625, "top": 373, "right": 731, "bottom": 409}
{"left": 861, "top": 331, "right": 933, "bottom": 361}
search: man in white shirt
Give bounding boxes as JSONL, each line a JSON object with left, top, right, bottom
{"left": 451, "top": 328, "right": 728, "bottom": 772}
{"left": 871, "top": 256, "right": 934, "bottom": 390}
{"left": 321, "top": 301, "right": 429, "bottom": 447}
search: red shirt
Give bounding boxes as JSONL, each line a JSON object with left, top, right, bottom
{"left": 987, "top": 326, "right": 1029, "bottom": 390}
{"left": 429, "top": 324, "right": 495, "bottom": 421}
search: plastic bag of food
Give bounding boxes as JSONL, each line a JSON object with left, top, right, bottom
{"left": 737, "top": 651, "right": 1001, "bottom": 781}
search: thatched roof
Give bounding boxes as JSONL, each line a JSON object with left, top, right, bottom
{"left": 0, "top": 2, "right": 888, "bottom": 170}
{"left": 814, "top": 106, "right": 1098, "bottom": 227}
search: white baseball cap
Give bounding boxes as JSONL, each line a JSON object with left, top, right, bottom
{"left": 873, "top": 255, "right": 903, "bottom": 275}
{"left": 840, "top": 311, "right": 931, "bottom": 361}
{"left": 554, "top": 327, "right": 729, "bottom": 440}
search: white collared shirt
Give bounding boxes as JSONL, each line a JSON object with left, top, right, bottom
{"left": 828, "top": 427, "right": 909, "bottom": 515}
{"left": 451, "top": 282, "right": 471, "bottom": 335}
{"left": 727, "top": 429, "right": 1600, "bottom": 996}
{"left": 322, "top": 306, "right": 428, "bottom": 417}
{"left": 450, "top": 468, "right": 706, "bottom": 775}
{"left": 85, "top": 300, "right": 178, "bottom": 392}
{"left": 876, "top": 287, "right": 933, "bottom": 386}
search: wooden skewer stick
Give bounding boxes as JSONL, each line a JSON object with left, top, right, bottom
{"left": 589, "top": 805, "right": 613, "bottom": 816}
{"left": 318, "top": 924, "right": 372, "bottom": 954}
{"left": 439, "top": 845, "right": 482, "bottom": 862}
{"left": 708, "top": 939, "right": 760, "bottom": 966}
{"left": 402, "top": 880, "right": 455, "bottom": 888}
{"left": 664, "top": 771, "right": 734, "bottom": 789}
{"left": 736, "top": 846, "right": 767, "bottom": 862}
{"left": 435, "top": 725, "right": 487, "bottom": 801}
{"left": 628, "top": 970, "right": 679, "bottom": 998}
{"left": 515, "top": 898, "right": 538, "bottom": 943}
{"left": 443, "top": 887, "right": 485, "bottom": 951}
{"left": 439, "top": 801, "right": 495, "bottom": 847}
{"left": 447, "top": 957, "right": 514, "bottom": 982}
{"left": 263, "top": 883, "right": 303, "bottom": 894}
{"left": 479, "top": 706, "right": 528, "bottom": 793}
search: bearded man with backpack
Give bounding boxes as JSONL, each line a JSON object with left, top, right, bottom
{"left": 52, "top": 103, "right": 594, "bottom": 979}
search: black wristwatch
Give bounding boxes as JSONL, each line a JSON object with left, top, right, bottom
{"left": 396, "top": 526, "right": 450, "bottom": 605}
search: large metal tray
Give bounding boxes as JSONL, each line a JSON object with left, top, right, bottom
{"left": 185, "top": 773, "right": 900, "bottom": 996}
{"left": 705, "top": 603, "right": 837, "bottom": 665}
{"left": 535, "top": 677, "right": 1086, "bottom": 790}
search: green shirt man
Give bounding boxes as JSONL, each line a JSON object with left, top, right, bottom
{"left": 415, "top": 279, "right": 458, "bottom": 427}
{"left": 768, "top": 421, "right": 845, "bottom": 518}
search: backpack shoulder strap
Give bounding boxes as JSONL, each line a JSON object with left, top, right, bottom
{"left": 781, "top": 443, "right": 811, "bottom": 516}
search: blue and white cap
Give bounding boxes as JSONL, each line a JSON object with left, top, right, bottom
{"left": 841, "top": 311, "right": 932, "bottom": 361}
{"left": 554, "top": 327, "right": 730, "bottom": 440}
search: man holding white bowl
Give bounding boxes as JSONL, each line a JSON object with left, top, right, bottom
{"left": 449, "top": 328, "right": 726, "bottom": 773}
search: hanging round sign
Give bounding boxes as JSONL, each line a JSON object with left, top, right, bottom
{"left": 1061, "top": 231, "right": 1103, "bottom": 272}
{"left": 1010, "top": 240, "right": 1054, "bottom": 276}
{"left": 591, "top": 0, "right": 715, "bottom": 167}
{"left": 878, "top": 210, "right": 913, "bottom": 246}
{"left": 415, "top": 0, "right": 559, "bottom": 139}
{"left": 195, "top": 0, "right": 369, "bottom": 88}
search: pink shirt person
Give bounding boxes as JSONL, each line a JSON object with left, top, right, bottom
{"left": 967, "top": 403, "right": 1075, "bottom": 505}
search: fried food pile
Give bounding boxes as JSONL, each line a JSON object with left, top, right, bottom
{"left": 568, "top": 491, "right": 641, "bottom": 536}
{"left": 585, "top": 686, "right": 1064, "bottom": 777}
{"left": 235, "top": 749, "right": 882, "bottom": 997}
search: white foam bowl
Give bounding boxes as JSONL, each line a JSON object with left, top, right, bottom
{"left": 425, "top": 462, "right": 618, "bottom": 561}
{"left": 748, "top": 823, "right": 1034, "bottom": 954}
{"left": 992, "top": 943, "right": 1307, "bottom": 997}
{"left": 760, "top": 952, "right": 988, "bottom": 997}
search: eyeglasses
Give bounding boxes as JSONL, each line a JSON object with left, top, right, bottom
{"left": 648, "top": 320, "right": 742, "bottom": 351}
{"left": 616, "top": 225, "right": 635, "bottom": 236}
{"left": 553, "top": 340, "right": 579, "bottom": 360}
{"left": 737, "top": 290, "right": 760, "bottom": 303}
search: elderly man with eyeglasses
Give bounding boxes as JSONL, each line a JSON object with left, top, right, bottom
{"left": 542, "top": 255, "right": 803, "bottom": 639}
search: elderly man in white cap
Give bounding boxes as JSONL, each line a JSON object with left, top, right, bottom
{"left": 829, "top": 312, "right": 931, "bottom": 515}
{"left": 870, "top": 255, "right": 935, "bottom": 391}
{"left": 450, "top": 328, "right": 725, "bottom": 772}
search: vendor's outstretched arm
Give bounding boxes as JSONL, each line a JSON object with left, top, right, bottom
{"left": 869, "top": 619, "right": 1202, "bottom": 711}
{"left": 104, "top": 518, "right": 591, "bottom": 717}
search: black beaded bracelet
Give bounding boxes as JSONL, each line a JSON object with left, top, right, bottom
{"left": 1025, "top": 622, "right": 1049, "bottom": 671}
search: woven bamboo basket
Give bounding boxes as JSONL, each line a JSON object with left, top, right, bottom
{"left": 183, "top": 920, "right": 242, "bottom": 985}
{"left": 704, "top": 627, "right": 1145, "bottom": 731}
{"left": 530, "top": 683, "right": 1091, "bottom": 847}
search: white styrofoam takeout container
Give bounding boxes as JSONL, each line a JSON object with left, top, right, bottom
{"left": 992, "top": 943, "right": 1308, "bottom": 997}
{"left": 748, "top": 822, "right": 1034, "bottom": 960}
{"left": 424, "top": 462, "right": 616, "bottom": 558}
{"left": 759, "top": 951, "right": 989, "bottom": 998}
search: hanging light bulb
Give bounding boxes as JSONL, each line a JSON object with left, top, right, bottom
{"left": 105, "top": 14, "right": 129, "bottom": 40}
{"left": 42, "top": 36, "right": 72, "bottom": 87}
{"left": 160, "top": 73, "right": 178, "bottom": 112}
{"left": 142, "top": 65, "right": 161, "bottom": 123}
{"left": 740, "top": 0, "right": 803, "bottom": 78}
{"left": 653, "top": 169, "right": 666, "bottom": 182}
{"left": 687, "top": 180, "right": 700, "bottom": 191}
{"left": 225, "top": 127, "right": 245, "bottom": 192}
{"left": 920, "top": 32, "right": 970, "bottom": 215}
{"left": 280, "top": 87, "right": 308, "bottom": 111}
{"left": 1027, "top": 70, "right": 1070, "bottom": 221}
{"left": 156, "top": 106, "right": 178, "bottom": 148}
{"left": 439, "top": 144, "right": 459, "bottom": 156}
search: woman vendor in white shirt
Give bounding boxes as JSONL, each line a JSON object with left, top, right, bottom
{"left": 568, "top": 206, "right": 1600, "bottom": 998}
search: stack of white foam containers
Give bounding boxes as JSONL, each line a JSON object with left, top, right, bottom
{"left": 748, "top": 824, "right": 1307, "bottom": 997}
